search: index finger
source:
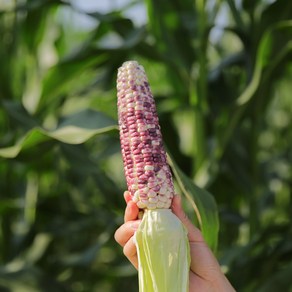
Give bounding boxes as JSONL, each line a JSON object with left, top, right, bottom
{"left": 123, "top": 191, "right": 139, "bottom": 222}
{"left": 124, "top": 201, "right": 139, "bottom": 222}
{"left": 171, "top": 195, "right": 204, "bottom": 243}
{"left": 124, "top": 191, "right": 132, "bottom": 203}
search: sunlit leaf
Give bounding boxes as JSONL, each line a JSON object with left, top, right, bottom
{"left": 37, "top": 52, "right": 109, "bottom": 113}
{"left": 236, "top": 20, "right": 292, "bottom": 106}
{"left": 0, "top": 110, "right": 118, "bottom": 158}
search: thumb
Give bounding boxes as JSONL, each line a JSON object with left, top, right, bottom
{"left": 171, "top": 195, "right": 204, "bottom": 243}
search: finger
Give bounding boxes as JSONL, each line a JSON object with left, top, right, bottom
{"left": 189, "top": 250, "right": 235, "bottom": 292}
{"left": 123, "top": 190, "right": 139, "bottom": 222}
{"left": 123, "top": 236, "right": 138, "bottom": 269}
{"left": 124, "top": 191, "right": 132, "bottom": 203}
{"left": 171, "top": 195, "right": 204, "bottom": 243}
{"left": 189, "top": 241, "right": 222, "bottom": 281}
{"left": 171, "top": 196, "right": 230, "bottom": 288}
{"left": 124, "top": 201, "right": 139, "bottom": 222}
{"left": 114, "top": 220, "right": 141, "bottom": 247}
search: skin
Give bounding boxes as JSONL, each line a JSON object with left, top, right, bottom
{"left": 115, "top": 191, "right": 236, "bottom": 292}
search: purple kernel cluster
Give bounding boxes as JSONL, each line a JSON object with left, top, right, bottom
{"left": 117, "top": 61, "right": 174, "bottom": 209}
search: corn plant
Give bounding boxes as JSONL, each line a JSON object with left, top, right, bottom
{"left": 0, "top": 0, "right": 291, "bottom": 291}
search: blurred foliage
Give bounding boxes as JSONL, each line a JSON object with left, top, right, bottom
{"left": 0, "top": 0, "right": 292, "bottom": 291}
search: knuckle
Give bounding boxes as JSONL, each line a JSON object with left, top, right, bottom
{"left": 123, "top": 240, "right": 136, "bottom": 258}
{"left": 114, "top": 228, "right": 123, "bottom": 246}
{"left": 123, "top": 245, "right": 129, "bottom": 257}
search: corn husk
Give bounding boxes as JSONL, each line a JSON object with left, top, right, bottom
{"left": 135, "top": 209, "right": 190, "bottom": 292}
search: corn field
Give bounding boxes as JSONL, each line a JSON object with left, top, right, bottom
{"left": 0, "top": 0, "right": 292, "bottom": 291}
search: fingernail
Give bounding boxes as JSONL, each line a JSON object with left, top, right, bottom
{"left": 130, "top": 221, "right": 141, "bottom": 230}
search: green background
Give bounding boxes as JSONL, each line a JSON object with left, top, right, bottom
{"left": 0, "top": 0, "right": 291, "bottom": 291}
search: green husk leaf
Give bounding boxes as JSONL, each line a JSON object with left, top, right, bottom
{"left": 135, "top": 209, "right": 190, "bottom": 292}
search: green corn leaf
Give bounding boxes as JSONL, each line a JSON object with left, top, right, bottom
{"left": 0, "top": 110, "right": 118, "bottom": 159}
{"left": 236, "top": 20, "right": 292, "bottom": 106}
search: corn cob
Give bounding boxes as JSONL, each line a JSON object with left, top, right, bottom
{"left": 117, "top": 61, "right": 190, "bottom": 292}
{"left": 117, "top": 61, "right": 174, "bottom": 210}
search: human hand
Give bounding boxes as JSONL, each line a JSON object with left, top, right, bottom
{"left": 115, "top": 191, "right": 235, "bottom": 292}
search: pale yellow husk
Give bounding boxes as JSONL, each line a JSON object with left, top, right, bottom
{"left": 135, "top": 209, "right": 190, "bottom": 292}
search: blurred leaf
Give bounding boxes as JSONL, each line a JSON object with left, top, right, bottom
{"left": 38, "top": 52, "right": 109, "bottom": 114}
{"left": 236, "top": 20, "right": 292, "bottom": 106}
{"left": 0, "top": 110, "right": 118, "bottom": 158}
{"left": 2, "top": 100, "right": 39, "bottom": 130}
{"left": 0, "top": 266, "right": 66, "bottom": 292}
{"left": 242, "top": 0, "right": 260, "bottom": 13}
{"left": 21, "top": 0, "right": 57, "bottom": 53}
{"left": 58, "top": 109, "right": 115, "bottom": 129}
{"left": 258, "top": 262, "right": 292, "bottom": 292}
{"left": 0, "top": 129, "right": 48, "bottom": 158}
{"left": 60, "top": 232, "right": 110, "bottom": 267}
{"left": 24, "top": 233, "right": 52, "bottom": 264}
{"left": 260, "top": 0, "right": 292, "bottom": 32}
{"left": 145, "top": 0, "right": 196, "bottom": 69}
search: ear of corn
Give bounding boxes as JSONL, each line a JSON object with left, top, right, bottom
{"left": 117, "top": 61, "right": 174, "bottom": 210}
{"left": 117, "top": 61, "right": 190, "bottom": 292}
